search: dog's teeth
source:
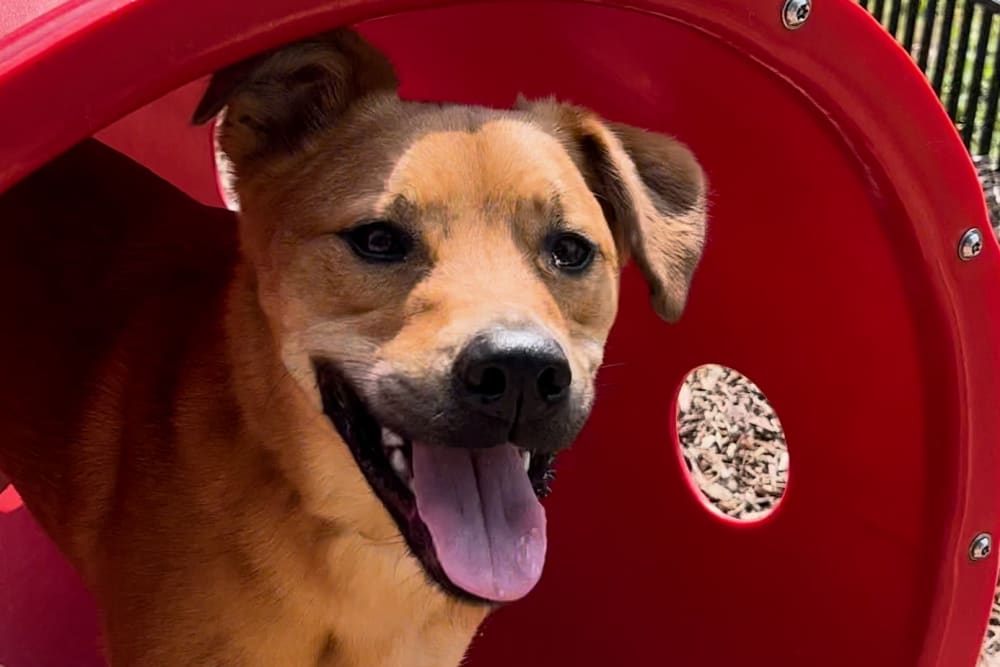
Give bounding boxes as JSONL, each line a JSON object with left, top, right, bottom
{"left": 521, "top": 450, "right": 531, "bottom": 472}
{"left": 389, "top": 448, "right": 406, "bottom": 473}
{"left": 382, "top": 427, "right": 404, "bottom": 448}
{"left": 389, "top": 448, "right": 412, "bottom": 485}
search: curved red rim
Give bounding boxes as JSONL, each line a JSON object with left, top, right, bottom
{"left": 0, "top": 1, "right": 997, "bottom": 664}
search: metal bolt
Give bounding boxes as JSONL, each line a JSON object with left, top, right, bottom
{"left": 970, "top": 532, "right": 993, "bottom": 561}
{"left": 782, "top": 0, "right": 812, "bottom": 29}
{"left": 958, "top": 227, "right": 984, "bottom": 260}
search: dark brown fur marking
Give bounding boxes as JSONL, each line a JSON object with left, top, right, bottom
{"left": 317, "top": 634, "right": 338, "bottom": 665}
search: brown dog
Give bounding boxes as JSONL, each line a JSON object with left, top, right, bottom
{"left": 0, "top": 28, "right": 706, "bottom": 666}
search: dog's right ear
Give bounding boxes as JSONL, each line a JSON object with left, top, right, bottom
{"left": 192, "top": 29, "right": 398, "bottom": 168}
{"left": 518, "top": 97, "right": 707, "bottom": 323}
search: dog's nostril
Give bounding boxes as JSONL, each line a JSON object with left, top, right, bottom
{"left": 474, "top": 366, "right": 507, "bottom": 400}
{"left": 536, "top": 366, "right": 570, "bottom": 403}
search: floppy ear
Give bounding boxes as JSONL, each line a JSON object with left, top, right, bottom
{"left": 192, "top": 29, "right": 398, "bottom": 170}
{"left": 519, "top": 98, "right": 708, "bottom": 323}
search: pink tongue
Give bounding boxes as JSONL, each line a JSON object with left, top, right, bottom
{"left": 411, "top": 442, "right": 547, "bottom": 602}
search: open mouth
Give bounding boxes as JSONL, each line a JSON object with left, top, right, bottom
{"left": 314, "top": 360, "right": 557, "bottom": 604}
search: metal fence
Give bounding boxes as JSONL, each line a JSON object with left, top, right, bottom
{"left": 859, "top": 0, "right": 1000, "bottom": 167}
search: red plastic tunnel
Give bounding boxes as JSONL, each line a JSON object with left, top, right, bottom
{"left": 2, "top": 1, "right": 1000, "bottom": 665}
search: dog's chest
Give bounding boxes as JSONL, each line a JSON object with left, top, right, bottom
{"left": 230, "top": 540, "right": 486, "bottom": 667}
{"left": 313, "top": 591, "right": 484, "bottom": 667}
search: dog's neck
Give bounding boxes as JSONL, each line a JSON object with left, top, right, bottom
{"left": 219, "top": 261, "right": 489, "bottom": 666}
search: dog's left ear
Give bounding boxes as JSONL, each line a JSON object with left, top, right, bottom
{"left": 520, "top": 98, "right": 708, "bottom": 323}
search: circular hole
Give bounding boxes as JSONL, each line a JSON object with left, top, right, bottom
{"left": 676, "top": 364, "right": 788, "bottom": 521}
{"left": 983, "top": 574, "right": 1000, "bottom": 660}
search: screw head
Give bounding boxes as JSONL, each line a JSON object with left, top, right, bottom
{"left": 958, "top": 227, "right": 984, "bottom": 260}
{"left": 970, "top": 533, "right": 993, "bottom": 561}
{"left": 783, "top": 0, "right": 812, "bottom": 29}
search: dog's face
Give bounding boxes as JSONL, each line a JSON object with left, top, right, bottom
{"left": 194, "top": 29, "right": 706, "bottom": 604}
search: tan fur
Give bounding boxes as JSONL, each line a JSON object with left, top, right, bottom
{"left": 0, "top": 29, "right": 707, "bottom": 666}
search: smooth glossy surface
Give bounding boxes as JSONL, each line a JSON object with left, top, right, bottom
{"left": 1, "top": 1, "right": 999, "bottom": 666}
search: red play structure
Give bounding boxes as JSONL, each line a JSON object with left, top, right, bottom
{"left": 2, "top": 1, "right": 1000, "bottom": 665}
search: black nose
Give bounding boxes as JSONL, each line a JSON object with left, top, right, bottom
{"left": 454, "top": 329, "right": 572, "bottom": 425}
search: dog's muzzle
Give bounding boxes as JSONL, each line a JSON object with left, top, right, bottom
{"left": 313, "top": 326, "right": 590, "bottom": 606}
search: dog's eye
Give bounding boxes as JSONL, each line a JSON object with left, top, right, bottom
{"left": 549, "top": 233, "right": 595, "bottom": 272}
{"left": 342, "top": 222, "right": 411, "bottom": 262}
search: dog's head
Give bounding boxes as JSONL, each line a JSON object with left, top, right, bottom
{"left": 194, "top": 29, "right": 706, "bottom": 604}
